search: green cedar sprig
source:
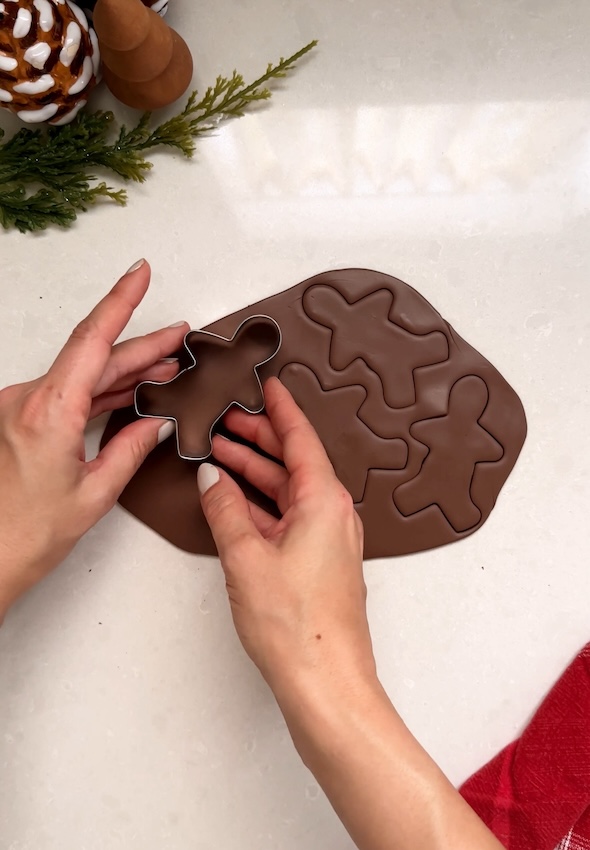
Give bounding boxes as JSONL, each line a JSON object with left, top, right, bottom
{"left": 0, "top": 40, "right": 317, "bottom": 233}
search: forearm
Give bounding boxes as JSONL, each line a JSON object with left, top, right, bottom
{"left": 275, "top": 673, "right": 504, "bottom": 850}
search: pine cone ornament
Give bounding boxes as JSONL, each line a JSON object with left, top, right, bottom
{"left": 0, "top": 0, "right": 100, "bottom": 125}
{"left": 146, "top": 0, "right": 170, "bottom": 15}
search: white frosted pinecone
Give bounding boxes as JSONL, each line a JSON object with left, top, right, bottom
{"left": 0, "top": 0, "right": 100, "bottom": 125}
{"left": 144, "top": 0, "right": 169, "bottom": 15}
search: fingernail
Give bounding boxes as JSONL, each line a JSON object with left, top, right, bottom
{"left": 197, "top": 463, "right": 220, "bottom": 494}
{"left": 125, "top": 258, "right": 145, "bottom": 275}
{"left": 161, "top": 357, "right": 179, "bottom": 363}
{"left": 168, "top": 320, "right": 187, "bottom": 328}
{"left": 157, "top": 420, "right": 176, "bottom": 445}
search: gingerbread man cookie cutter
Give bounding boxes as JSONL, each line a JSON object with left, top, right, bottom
{"left": 134, "top": 314, "right": 282, "bottom": 461}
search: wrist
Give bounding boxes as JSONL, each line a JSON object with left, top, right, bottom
{"left": 271, "top": 659, "right": 383, "bottom": 713}
{"left": 0, "top": 572, "right": 20, "bottom": 623}
{"left": 271, "top": 661, "right": 392, "bottom": 765}
{"left": 0, "top": 545, "right": 53, "bottom": 621}
{"left": 259, "top": 618, "right": 379, "bottom": 704}
{"left": 0, "top": 561, "right": 30, "bottom": 620}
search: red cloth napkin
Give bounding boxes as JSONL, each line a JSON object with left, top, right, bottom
{"left": 460, "top": 644, "right": 590, "bottom": 850}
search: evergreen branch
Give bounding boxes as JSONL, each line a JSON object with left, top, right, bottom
{"left": 134, "top": 40, "right": 318, "bottom": 155}
{"left": 0, "top": 186, "right": 77, "bottom": 233}
{"left": 0, "top": 40, "right": 317, "bottom": 232}
{"left": 0, "top": 111, "right": 153, "bottom": 185}
{"left": 188, "top": 39, "right": 319, "bottom": 125}
{"left": 0, "top": 182, "right": 127, "bottom": 233}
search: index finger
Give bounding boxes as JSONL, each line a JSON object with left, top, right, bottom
{"left": 47, "top": 259, "right": 151, "bottom": 399}
{"left": 263, "top": 377, "right": 336, "bottom": 484}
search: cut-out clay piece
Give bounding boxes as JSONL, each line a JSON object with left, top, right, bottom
{"left": 394, "top": 375, "right": 503, "bottom": 532}
{"left": 302, "top": 286, "right": 449, "bottom": 408}
{"left": 101, "top": 268, "right": 527, "bottom": 559}
{"left": 279, "top": 364, "right": 408, "bottom": 502}
{"left": 135, "top": 315, "right": 281, "bottom": 460}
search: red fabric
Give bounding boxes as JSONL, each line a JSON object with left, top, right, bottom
{"left": 554, "top": 807, "right": 590, "bottom": 850}
{"left": 460, "top": 644, "right": 590, "bottom": 850}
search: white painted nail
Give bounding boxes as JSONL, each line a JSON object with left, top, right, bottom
{"left": 168, "top": 320, "right": 187, "bottom": 328}
{"left": 125, "top": 258, "right": 145, "bottom": 275}
{"left": 161, "top": 357, "right": 179, "bottom": 363}
{"left": 197, "top": 463, "right": 220, "bottom": 494}
{"left": 157, "top": 420, "right": 176, "bottom": 445}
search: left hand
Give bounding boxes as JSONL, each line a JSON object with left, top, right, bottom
{"left": 0, "top": 259, "right": 188, "bottom": 619}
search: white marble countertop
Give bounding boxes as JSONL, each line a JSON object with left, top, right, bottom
{"left": 1, "top": 1, "right": 589, "bottom": 847}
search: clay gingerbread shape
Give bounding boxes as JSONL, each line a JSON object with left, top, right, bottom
{"left": 393, "top": 375, "right": 504, "bottom": 532}
{"left": 135, "top": 315, "right": 281, "bottom": 460}
{"left": 280, "top": 363, "right": 408, "bottom": 501}
{"left": 302, "top": 285, "right": 449, "bottom": 409}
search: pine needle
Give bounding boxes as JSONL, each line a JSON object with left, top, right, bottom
{"left": 0, "top": 40, "right": 317, "bottom": 233}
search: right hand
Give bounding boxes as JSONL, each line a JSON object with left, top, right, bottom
{"left": 199, "top": 380, "right": 506, "bottom": 850}
{"left": 197, "top": 377, "right": 376, "bottom": 697}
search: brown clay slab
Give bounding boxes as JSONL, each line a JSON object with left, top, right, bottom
{"left": 101, "top": 269, "right": 527, "bottom": 559}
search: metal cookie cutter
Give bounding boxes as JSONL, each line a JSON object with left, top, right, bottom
{"left": 134, "top": 314, "right": 282, "bottom": 461}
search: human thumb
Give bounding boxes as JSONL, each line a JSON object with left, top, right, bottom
{"left": 198, "top": 463, "right": 259, "bottom": 562}
{"left": 92, "top": 418, "right": 175, "bottom": 506}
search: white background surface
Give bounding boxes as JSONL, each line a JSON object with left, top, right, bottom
{"left": 1, "top": 0, "right": 590, "bottom": 847}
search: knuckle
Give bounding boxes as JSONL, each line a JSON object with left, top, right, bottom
{"left": 0, "top": 383, "right": 19, "bottom": 409}
{"left": 85, "top": 461, "right": 122, "bottom": 509}
{"left": 224, "top": 534, "right": 259, "bottom": 572}
{"left": 234, "top": 532, "right": 259, "bottom": 558}
{"left": 128, "top": 436, "right": 151, "bottom": 471}
{"left": 85, "top": 484, "right": 114, "bottom": 517}
{"left": 12, "top": 383, "right": 53, "bottom": 437}
{"left": 206, "top": 490, "right": 237, "bottom": 520}
{"left": 77, "top": 485, "right": 116, "bottom": 531}
{"left": 70, "top": 316, "right": 99, "bottom": 345}
{"left": 335, "top": 485, "right": 354, "bottom": 514}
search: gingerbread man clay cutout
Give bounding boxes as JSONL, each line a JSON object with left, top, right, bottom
{"left": 302, "top": 285, "right": 449, "bottom": 409}
{"left": 393, "top": 375, "right": 504, "bottom": 532}
{"left": 280, "top": 363, "right": 408, "bottom": 502}
{"left": 135, "top": 315, "right": 281, "bottom": 460}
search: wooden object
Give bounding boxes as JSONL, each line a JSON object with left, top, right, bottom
{"left": 93, "top": 0, "right": 192, "bottom": 110}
